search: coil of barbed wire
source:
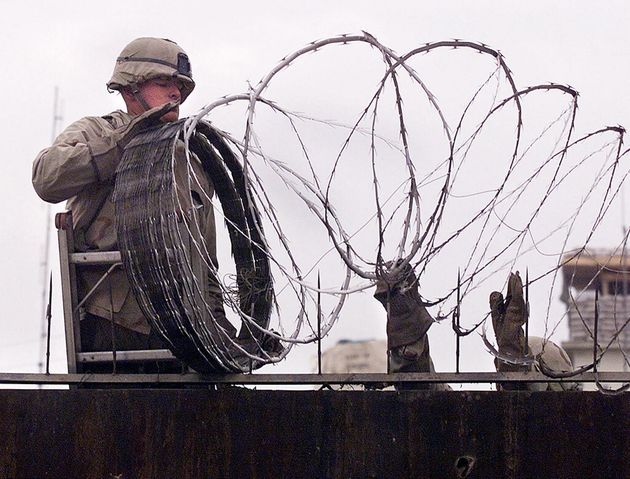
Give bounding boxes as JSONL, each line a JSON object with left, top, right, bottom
{"left": 114, "top": 120, "right": 282, "bottom": 372}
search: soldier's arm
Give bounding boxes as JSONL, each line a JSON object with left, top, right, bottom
{"left": 32, "top": 103, "right": 176, "bottom": 203}
{"left": 32, "top": 116, "right": 122, "bottom": 203}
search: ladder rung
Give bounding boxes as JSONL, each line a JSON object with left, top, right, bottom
{"left": 69, "top": 251, "right": 122, "bottom": 265}
{"left": 77, "top": 349, "right": 175, "bottom": 363}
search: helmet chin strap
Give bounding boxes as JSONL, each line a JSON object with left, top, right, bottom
{"left": 130, "top": 82, "right": 151, "bottom": 112}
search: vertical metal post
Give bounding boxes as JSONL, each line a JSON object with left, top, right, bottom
{"left": 525, "top": 269, "right": 530, "bottom": 356}
{"left": 109, "top": 280, "right": 117, "bottom": 375}
{"left": 249, "top": 303, "right": 254, "bottom": 374}
{"left": 317, "top": 272, "right": 322, "bottom": 375}
{"left": 455, "top": 269, "right": 461, "bottom": 374}
{"left": 593, "top": 287, "right": 599, "bottom": 374}
{"left": 45, "top": 273, "right": 53, "bottom": 375}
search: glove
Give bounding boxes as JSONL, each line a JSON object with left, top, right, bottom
{"left": 373, "top": 259, "right": 421, "bottom": 314}
{"left": 374, "top": 260, "right": 434, "bottom": 349}
{"left": 89, "top": 101, "right": 180, "bottom": 181}
{"left": 490, "top": 272, "right": 528, "bottom": 377}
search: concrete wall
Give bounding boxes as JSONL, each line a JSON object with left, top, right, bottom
{"left": 563, "top": 341, "right": 629, "bottom": 391}
{"left": 0, "top": 389, "right": 628, "bottom": 478}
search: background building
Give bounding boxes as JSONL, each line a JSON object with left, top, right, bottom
{"left": 561, "top": 250, "right": 630, "bottom": 391}
{"left": 318, "top": 339, "right": 387, "bottom": 389}
{"left": 320, "top": 339, "right": 387, "bottom": 374}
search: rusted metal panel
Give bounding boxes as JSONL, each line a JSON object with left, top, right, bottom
{"left": 0, "top": 389, "right": 627, "bottom": 478}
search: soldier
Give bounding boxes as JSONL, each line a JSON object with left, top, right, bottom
{"left": 32, "top": 38, "right": 234, "bottom": 360}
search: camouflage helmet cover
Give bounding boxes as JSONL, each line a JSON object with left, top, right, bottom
{"left": 107, "top": 37, "right": 195, "bottom": 102}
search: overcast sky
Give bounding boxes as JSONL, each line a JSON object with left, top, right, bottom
{"left": 1, "top": 0, "right": 629, "bottom": 384}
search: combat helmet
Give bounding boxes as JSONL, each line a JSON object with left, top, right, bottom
{"left": 107, "top": 37, "right": 195, "bottom": 102}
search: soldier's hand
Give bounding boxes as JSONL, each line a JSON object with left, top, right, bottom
{"left": 89, "top": 101, "right": 179, "bottom": 181}
{"left": 489, "top": 290, "right": 505, "bottom": 338}
{"left": 373, "top": 259, "right": 421, "bottom": 312}
{"left": 117, "top": 101, "right": 180, "bottom": 149}
{"left": 374, "top": 259, "right": 434, "bottom": 339}
{"left": 490, "top": 272, "right": 528, "bottom": 380}
{"left": 505, "top": 272, "right": 526, "bottom": 327}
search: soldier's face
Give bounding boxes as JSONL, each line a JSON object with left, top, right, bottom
{"left": 136, "top": 77, "right": 183, "bottom": 121}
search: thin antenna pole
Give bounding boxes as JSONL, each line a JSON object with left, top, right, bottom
{"left": 38, "top": 86, "right": 62, "bottom": 375}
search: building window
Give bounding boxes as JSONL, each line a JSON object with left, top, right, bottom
{"left": 607, "top": 280, "right": 630, "bottom": 296}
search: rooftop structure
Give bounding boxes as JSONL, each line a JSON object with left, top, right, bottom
{"left": 561, "top": 249, "right": 630, "bottom": 390}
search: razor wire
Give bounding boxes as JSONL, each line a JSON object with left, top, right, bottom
{"left": 114, "top": 32, "right": 630, "bottom": 381}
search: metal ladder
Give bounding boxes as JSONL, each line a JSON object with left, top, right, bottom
{"left": 56, "top": 211, "right": 176, "bottom": 373}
